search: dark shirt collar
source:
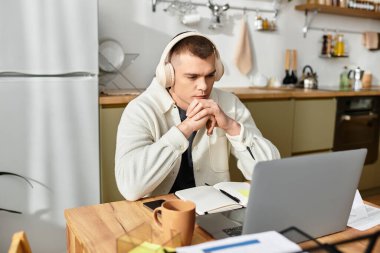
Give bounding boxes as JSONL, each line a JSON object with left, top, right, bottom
{"left": 177, "top": 106, "right": 187, "bottom": 122}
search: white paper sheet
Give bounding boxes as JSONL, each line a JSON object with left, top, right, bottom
{"left": 348, "top": 190, "right": 380, "bottom": 231}
{"left": 348, "top": 204, "right": 380, "bottom": 231}
{"left": 176, "top": 231, "right": 301, "bottom": 253}
{"left": 350, "top": 190, "right": 369, "bottom": 220}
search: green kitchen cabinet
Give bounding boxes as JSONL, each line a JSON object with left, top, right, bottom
{"left": 99, "top": 105, "right": 126, "bottom": 203}
{"left": 245, "top": 100, "right": 294, "bottom": 158}
{"left": 229, "top": 100, "right": 295, "bottom": 182}
{"left": 292, "top": 98, "right": 337, "bottom": 154}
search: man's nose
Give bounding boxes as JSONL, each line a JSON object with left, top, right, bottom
{"left": 197, "top": 77, "right": 207, "bottom": 91}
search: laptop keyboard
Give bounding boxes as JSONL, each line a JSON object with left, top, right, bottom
{"left": 222, "top": 226, "right": 243, "bottom": 237}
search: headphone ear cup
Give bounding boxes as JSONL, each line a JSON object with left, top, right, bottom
{"left": 155, "top": 60, "right": 175, "bottom": 88}
{"left": 164, "top": 62, "right": 175, "bottom": 88}
{"left": 214, "top": 57, "right": 224, "bottom": 81}
{"left": 155, "top": 62, "right": 166, "bottom": 87}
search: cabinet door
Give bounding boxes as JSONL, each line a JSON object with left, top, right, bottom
{"left": 228, "top": 100, "right": 294, "bottom": 182}
{"left": 245, "top": 100, "right": 294, "bottom": 158}
{"left": 359, "top": 140, "right": 380, "bottom": 190}
{"left": 199, "top": 99, "right": 295, "bottom": 182}
{"left": 100, "top": 105, "right": 126, "bottom": 203}
{"left": 292, "top": 99, "right": 336, "bottom": 154}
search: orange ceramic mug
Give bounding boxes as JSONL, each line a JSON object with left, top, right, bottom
{"left": 153, "top": 199, "right": 196, "bottom": 246}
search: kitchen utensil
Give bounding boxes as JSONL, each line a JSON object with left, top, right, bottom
{"left": 290, "top": 49, "right": 298, "bottom": 84}
{"left": 207, "top": 0, "right": 229, "bottom": 29}
{"left": 348, "top": 66, "right": 364, "bottom": 90}
{"left": 282, "top": 49, "right": 292, "bottom": 85}
{"left": 298, "top": 65, "right": 318, "bottom": 89}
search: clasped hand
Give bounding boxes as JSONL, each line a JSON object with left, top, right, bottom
{"left": 178, "top": 99, "right": 240, "bottom": 138}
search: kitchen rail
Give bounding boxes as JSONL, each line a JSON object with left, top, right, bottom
{"left": 99, "top": 87, "right": 380, "bottom": 105}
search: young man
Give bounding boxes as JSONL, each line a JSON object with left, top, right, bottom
{"left": 115, "top": 32, "right": 280, "bottom": 201}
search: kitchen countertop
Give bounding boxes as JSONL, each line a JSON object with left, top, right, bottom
{"left": 99, "top": 86, "right": 380, "bottom": 105}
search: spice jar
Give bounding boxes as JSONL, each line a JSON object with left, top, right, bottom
{"left": 262, "top": 18, "right": 269, "bottom": 30}
{"left": 254, "top": 16, "right": 263, "bottom": 30}
{"left": 321, "top": 35, "right": 328, "bottom": 55}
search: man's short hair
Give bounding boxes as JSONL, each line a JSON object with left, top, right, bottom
{"left": 170, "top": 35, "right": 215, "bottom": 60}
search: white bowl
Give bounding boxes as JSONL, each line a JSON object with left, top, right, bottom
{"left": 99, "top": 40, "right": 125, "bottom": 72}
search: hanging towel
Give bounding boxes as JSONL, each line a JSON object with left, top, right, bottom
{"left": 362, "top": 31, "right": 380, "bottom": 50}
{"left": 234, "top": 17, "right": 253, "bottom": 75}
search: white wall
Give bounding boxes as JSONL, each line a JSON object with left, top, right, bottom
{"left": 99, "top": 0, "right": 380, "bottom": 89}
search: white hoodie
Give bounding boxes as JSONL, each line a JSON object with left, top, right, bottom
{"left": 115, "top": 78, "right": 280, "bottom": 201}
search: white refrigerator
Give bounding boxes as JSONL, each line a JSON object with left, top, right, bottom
{"left": 0, "top": 1, "right": 100, "bottom": 252}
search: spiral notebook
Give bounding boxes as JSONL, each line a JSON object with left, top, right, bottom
{"left": 175, "top": 182, "right": 250, "bottom": 215}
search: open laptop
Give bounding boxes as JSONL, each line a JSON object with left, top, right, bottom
{"left": 196, "top": 149, "right": 367, "bottom": 242}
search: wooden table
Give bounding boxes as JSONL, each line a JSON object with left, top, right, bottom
{"left": 65, "top": 194, "right": 380, "bottom": 253}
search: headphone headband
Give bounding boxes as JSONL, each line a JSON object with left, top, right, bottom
{"left": 155, "top": 31, "right": 224, "bottom": 88}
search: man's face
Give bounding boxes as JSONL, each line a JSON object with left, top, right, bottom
{"left": 170, "top": 51, "right": 216, "bottom": 110}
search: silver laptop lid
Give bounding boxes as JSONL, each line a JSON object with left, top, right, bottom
{"left": 243, "top": 149, "right": 367, "bottom": 239}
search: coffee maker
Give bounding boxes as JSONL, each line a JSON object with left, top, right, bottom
{"left": 348, "top": 66, "right": 364, "bottom": 90}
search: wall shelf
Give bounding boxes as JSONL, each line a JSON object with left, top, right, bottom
{"left": 319, "top": 54, "right": 349, "bottom": 58}
{"left": 295, "top": 4, "right": 380, "bottom": 20}
{"left": 295, "top": 4, "right": 380, "bottom": 37}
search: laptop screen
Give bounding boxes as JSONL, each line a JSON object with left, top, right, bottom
{"left": 197, "top": 149, "right": 367, "bottom": 241}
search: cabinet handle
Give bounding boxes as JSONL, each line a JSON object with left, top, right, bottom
{"left": 340, "top": 115, "right": 351, "bottom": 121}
{"left": 340, "top": 113, "right": 379, "bottom": 122}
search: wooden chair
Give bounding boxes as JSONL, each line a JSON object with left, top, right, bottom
{"left": 8, "top": 231, "right": 32, "bottom": 253}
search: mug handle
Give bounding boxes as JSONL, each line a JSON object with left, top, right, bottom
{"left": 153, "top": 207, "right": 163, "bottom": 228}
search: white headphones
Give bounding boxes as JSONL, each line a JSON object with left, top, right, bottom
{"left": 155, "top": 31, "right": 224, "bottom": 88}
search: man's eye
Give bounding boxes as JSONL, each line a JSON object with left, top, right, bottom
{"left": 188, "top": 76, "right": 197, "bottom": 80}
{"left": 206, "top": 73, "right": 216, "bottom": 78}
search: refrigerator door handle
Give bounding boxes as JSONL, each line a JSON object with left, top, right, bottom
{"left": 0, "top": 172, "right": 33, "bottom": 188}
{"left": 0, "top": 208, "right": 22, "bottom": 214}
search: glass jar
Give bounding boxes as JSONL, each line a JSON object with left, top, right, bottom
{"left": 254, "top": 16, "right": 263, "bottom": 30}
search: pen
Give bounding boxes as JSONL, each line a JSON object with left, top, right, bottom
{"left": 219, "top": 189, "right": 241, "bottom": 203}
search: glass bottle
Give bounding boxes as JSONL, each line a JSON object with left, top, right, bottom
{"left": 334, "top": 34, "right": 345, "bottom": 56}
{"left": 340, "top": 66, "right": 350, "bottom": 89}
{"left": 262, "top": 18, "right": 269, "bottom": 30}
{"left": 327, "top": 34, "right": 333, "bottom": 56}
{"left": 321, "top": 35, "right": 328, "bottom": 56}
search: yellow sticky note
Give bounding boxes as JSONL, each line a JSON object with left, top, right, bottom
{"left": 129, "top": 242, "right": 161, "bottom": 253}
{"left": 129, "top": 242, "right": 175, "bottom": 253}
